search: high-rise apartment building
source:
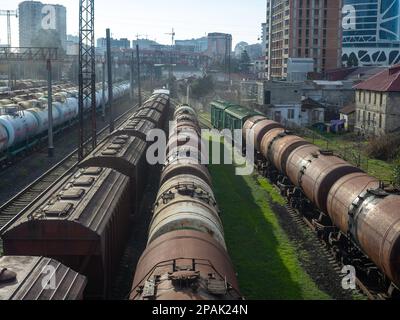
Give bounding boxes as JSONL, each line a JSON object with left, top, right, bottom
{"left": 342, "top": 0, "right": 400, "bottom": 66}
{"left": 207, "top": 33, "right": 232, "bottom": 62}
{"left": 266, "top": 0, "right": 342, "bottom": 80}
{"left": 261, "top": 22, "right": 268, "bottom": 55}
{"left": 19, "top": 1, "right": 67, "bottom": 50}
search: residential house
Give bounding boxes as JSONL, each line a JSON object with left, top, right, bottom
{"left": 354, "top": 64, "right": 400, "bottom": 136}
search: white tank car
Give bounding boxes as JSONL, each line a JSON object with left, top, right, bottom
{"left": 0, "top": 122, "right": 8, "bottom": 151}
{"left": 65, "top": 97, "right": 79, "bottom": 120}
{"left": 27, "top": 108, "right": 49, "bottom": 135}
{"left": 57, "top": 99, "right": 77, "bottom": 123}
{"left": 95, "top": 91, "right": 102, "bottom": 108}
{"left": 0, "top": 111, "right": 39, "bottom": 147}
{"left": 51, "top": 102, "right": 64, "bottom": 126}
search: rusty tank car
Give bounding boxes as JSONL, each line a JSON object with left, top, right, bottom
{"left": 130, "top": 104, "right": 242, "bottom": 300}
{"left": 243, "top": 115, "right": 400, "bottom": 293}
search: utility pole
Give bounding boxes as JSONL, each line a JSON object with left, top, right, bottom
{"left": 186, "top": 83, "right": 190, "bottom": 105}
{"left": 106, "top": 28, "right": 114, "bottom": 132}
{"left": 78, "top": 0, "right": 96, "bottom": 160}
{"left": 47, "top": 59, "right": 54, "bottom": 157}
{"left": 130, "top": 51, "right": 134, "bottom": 101}
{"left": 136, "top": 44, "right": 142, "bottom": 106}
{"left": 102, "top": 53, "right": 106, "bottom": 121}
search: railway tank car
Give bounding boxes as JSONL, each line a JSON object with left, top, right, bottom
{"left": 130, "top": 103, "right": 242, "bottom": 300}
{"left": 0, "top": 82, "right": 131, "bottom": 159}
{"left": 1, "top": 94, "right": 170, "bottom": 299}
{"left": 243, "top": 114, "right": 400, "bottom": 293}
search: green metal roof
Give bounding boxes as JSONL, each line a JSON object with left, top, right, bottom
{"left": 225, "top": 105, "right": 258, "bottom": 120}
{"left": 210, "top": 100, "right": 234, "bottom": 111}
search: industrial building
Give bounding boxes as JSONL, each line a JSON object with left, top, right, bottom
{"left": 96, "top": 37, "right": 131, "bottom": 53}
{"left": 265, "top": 0, "right": 342, "bottom": 80}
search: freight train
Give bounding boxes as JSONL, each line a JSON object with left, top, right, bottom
{"left": 1, "top": 93, "right": 170, "bottom": 299}
{"left": 129, "top": 103, "right": 242, "bottom": 300}
{"left": 211, "top": 99, "right": 400, "bottom": 296}
{"left": 0, "top": 82, "right": 131, "bottom": 164}
{"left": 0, "top": 255, "right": 87, "bottom": 300}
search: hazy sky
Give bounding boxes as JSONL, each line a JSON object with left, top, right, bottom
{"left": 1, "top": 0, "right": 266, "bottom": 47}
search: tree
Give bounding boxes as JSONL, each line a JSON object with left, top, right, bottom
{"left": 190, "top": 75, "right": 214, "bottom": 99}
{"left": 347, "top": 52, "right": 359, "bottom": 68}
{"left": 239, "top": 50, "right": 251, "bottom": 73}
{"left": 393, "top": 158, "right": 400, "bottom": 187}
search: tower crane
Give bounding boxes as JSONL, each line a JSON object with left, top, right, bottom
{"left": 0, "top": 10, "right": 18, "bottom": 47}
{"left": 165, "top": 28, "right": 175, "bottom": 46}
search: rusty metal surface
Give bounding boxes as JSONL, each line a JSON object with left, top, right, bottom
{"left": 0, "top": 256, "right": 87, "bottom": 300}
{"left": 174, "top": 105, "right": 196, "bottom": 118}
{"left": 327, "top": 172, "right": 379, "bottom": 232}
{"left": 149, "top": 174, "right": 225, "bottom": 248}
{"left": 285, "top": 144, "right": 322, "bottom": 187}
{"left": 250, "top": 119, "right": 284, "bottom": 151}
{"left": 287, "top": 147, "right": 362, "bottom": 212}
{"left": 130, "top": 103, "right": 241, "bottom": 300}
{"left": 166, "top": 131, "right": 205, "bottom": 155}
{"left": 269, "top": 135, "right": 310, "bottom": 174}
{"left": 260, "top": 127, "right": 286, "bottom": 158}
{"left": 169, "top": 120, "right": 201, "bottom": 136}
{"left": 130, "top": 230, "right": 241, "bottom": 300}
{"left": 131, "top": 107, "right": 163, "bottom": 126}
{"left": 243, "top": 115, "right": 267, "bottom": 133}
{"left": 115, "top": 118, "right": 156, "bottom": 141}
{"left": 353, "top": 194, "right": 400, "bottom": 286}
{"left": 2, "top": 167, "right": 132, "bottom": 298}
{"left": 176, "top": 113, "right": 198, "bottom": 125}
{"left": 78, "top": 135, "right": 147, "bottom": 178}
{"left": 161, "top": 161, "right": 212, "bottom": 187}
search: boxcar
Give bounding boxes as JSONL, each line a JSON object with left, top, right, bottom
{"left": 0, "top": 256, "right": 86, "bottom": 300}
{"left": 223, "top": 105, "right": 261, "bottom": 131}
{"left": 211, "top": 100, "right": 262, "bottom": 131}
{"left": 2, "top": 167, "right": 132, "bottom": 299}
{"left": 210, "top": 100, "right": 234, "bottom": 130}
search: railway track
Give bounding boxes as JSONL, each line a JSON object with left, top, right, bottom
{"left": 283, "top": 201, "right": 390, "bottom": 300}
{"left": 0, "top": 99, "right": 146, "bottom": 250}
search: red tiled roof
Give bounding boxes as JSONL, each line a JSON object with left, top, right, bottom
{"left": 354, "top": 64, "right": 400, "bottom": 92}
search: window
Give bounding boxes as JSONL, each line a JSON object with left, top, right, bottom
{"left": 288, "top": 109, "right": 295, "bottom": 119}
{"left": 379, "top": 114, "right": 382, "bottom": 128}
{"left": 380, "top": 93, "right": 383, "bottom": 106}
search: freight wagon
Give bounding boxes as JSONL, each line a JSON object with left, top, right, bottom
{"left": 1, "top": 94, "right": 170, "bottom": 299}
{"left": 0, "top": 82, "right": 131, "bottom": 166}
{"left": 210, "top": 100, "right": 262, "bottom": 131}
